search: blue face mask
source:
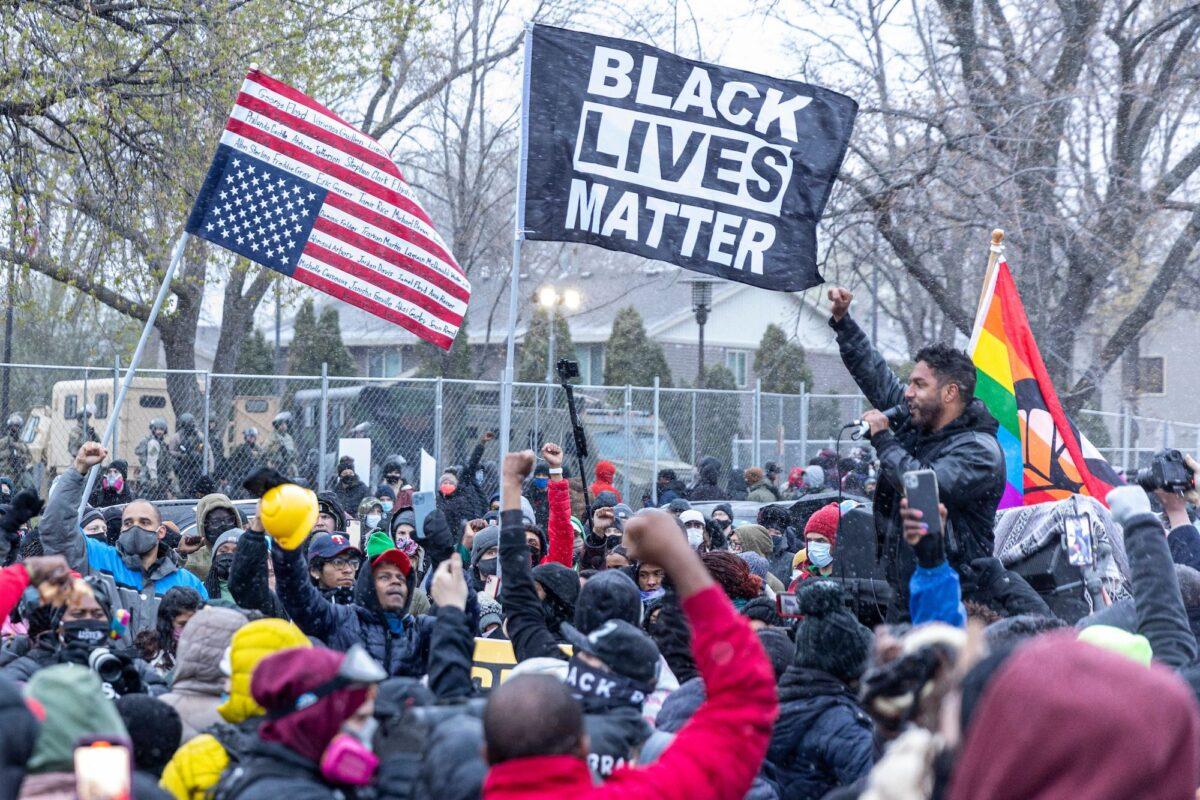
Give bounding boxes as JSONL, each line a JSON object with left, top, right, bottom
{"left": 533, "top": 477, "right": 549, "bottom": 490}
{"left": 807, "top": 541, "right": 833, "bottom": 568}
{"left": 380, "top": 500, "right": 393, "bottom": 513}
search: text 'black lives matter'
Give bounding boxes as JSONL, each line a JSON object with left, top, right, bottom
{"left": 522, "top": 25, "right": 857, "bottom": 292}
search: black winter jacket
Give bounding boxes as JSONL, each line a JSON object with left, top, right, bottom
{"left": 228, "top": 530, "right": 289, "bottom": 620}
{"left": 832, "top": 314, "right": 1005, "bottom": 610}
{"left": 1124, "top": 512, "right": 1198, "bottom": 669}
{"left": 330, "top": 475, "right": 370, "bottom": 517}
{"left": 766, "top": 667, "right": 874, "bottom": 800}
{"left": 438, "top": 443, "right": 487, "bottom": 538}
{"left": 217, "top": 739, "right": 338, "bottom": 800}
{"left": 498, "top": 509, "right": 563, "bottom": 662}
{"left": 687, "top": 457, "right": 725, "bottom": 501}
{"left": 274, "top": 543, "right": 437, "bottom": 679}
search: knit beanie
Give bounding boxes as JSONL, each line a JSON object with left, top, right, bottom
{"left": 365, "top": 529, "right": 395, "bottom": 560}
{"left": 1077, "top": 624, "right": 1153, "bottom": 666}
{"left": 793, "top": 580, "right": 872, "bottom": 683}
{"left": 115, "top": 695, "right": 182, "bottom": 777}
{"left": 478, "top": 597, "right": 503, "bottom": 632}
{"left": 757, "top": 628, "right": 794, "bottom": 682}
{"left": 804, "top": 503, "right": 841, "bottom": 548}
{"left": 470, "top": 525, "right": 500, "bottom": 566}
{"left": 532, "top": 563, "right": 580, "bottom": 614}
{"left": 739, "top": 552, "right": 773, "bottom": 586}
{"left": 574, "top": 569, "right": 642, "bottom": 633}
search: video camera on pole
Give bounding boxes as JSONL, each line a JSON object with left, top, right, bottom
{"left": 845, "top": 405, "right": 910, "bottom": 440}
{"left": 1135, "top": 449, "right": 1195, "bottom": 494}
{"left": 556, "top": 358, "right": 593, "bottom": 521}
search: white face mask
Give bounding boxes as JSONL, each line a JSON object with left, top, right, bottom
{"left": 686, "top": 529, "right": 704, "bottom": 548}
{"left": 807, "top": 541, "right": 833, "bottom": 568}
{"left": 365, "top": 513, "right": 382, "bottom": 529}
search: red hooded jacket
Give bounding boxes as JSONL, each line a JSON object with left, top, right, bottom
{"left": 949, "top": 633, "right": 1200, "bottom": 800}
{"left": 589, "top": 461, "right": 621, "bottom": 503}
{"left": 482, "top": 584, "right": 778, "bottom": 800}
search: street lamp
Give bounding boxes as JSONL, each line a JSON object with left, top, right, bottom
{"left": 538, "top": 285, "right": 582, "bottom": 383}
{"left": 685, "top": 278, "right": 714, "bottom": 387}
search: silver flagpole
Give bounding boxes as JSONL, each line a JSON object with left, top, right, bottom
{"left": 77, "top": 231, "right": 190, "bottom": 519}
{"left": 498, "top": 22, "right": 534, "bottom": 508}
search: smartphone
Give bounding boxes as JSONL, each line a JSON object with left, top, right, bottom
{"left": 75, "top": 740, "right": 132, "bottom": 800}
{"left": 1065, "top": 514, "right": 1095, "bottom": 567}
{"left": 776, "top": 592, "right": 802, "bottom": 619}
{"left": 482, "top": 574, "right": 501, "bottom": 602}
{"left": 345, "top": 519, "right": 361, "bottom": 551}
{"left": 902, "top": 469, "right": 942, "bottom": 538}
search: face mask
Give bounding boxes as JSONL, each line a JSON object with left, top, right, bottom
{"left": 440, "top": 484, "right": 456, "bottom": 496}
{"left": 686, "top": 529, "right": 704, "bottom": 548}
{"left": 395, "top": 535, "right": 419, "bottom": 557}
{"left": 640, "top": 587, "right": 665, "bottom": 604}
{"left": 103, "top": 474, "right": 124, "bottom": 492}
{"left": 61, "top": 619, "right": 110, "bottom": 651}
{"left": 341, "top": 474, "right": 356, "bottom": 485}
{"left": 320, "top": 732, "right": 379, "bottom": 786}
{"left": 213, "top": 551, "right": 235, "bottom": 579}
{"left": 118, "top": 526, "right": 159, "bottom": 557}
{"left": 807, "top": 541, "right": 833, "bottom": 568}
{"left": 533, "top": 477, "right": 549, "bottom": 490}
{"left": 715, "top": 517, "right": 731, "bottom": 530}
{"left": 476, "top": 557, "right": 497, "bottom": 577}
{"left": 365, "top": 513, "right": 382, "bottom": 529}
{"left": 172, "top": 626, "right": 185, "bottom": 644}
{"left": 380, "top": 501, "right": 393, "bottom": 514}
{"left": 564, "top": 655, "right": 653, "bottom": 712}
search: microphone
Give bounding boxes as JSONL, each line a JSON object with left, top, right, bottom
{"left": 846, "top": 404, "right": 910, "bottom": 439}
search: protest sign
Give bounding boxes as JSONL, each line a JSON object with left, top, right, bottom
{"left": 521, "top": 25, "right": 858, "bottom": 291}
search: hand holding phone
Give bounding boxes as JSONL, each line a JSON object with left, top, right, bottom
{"left": 75, "top": 740, "right": 131, "bottom": 800}
{"left": 776, "top": 592, "right": 802, "bottom": 619}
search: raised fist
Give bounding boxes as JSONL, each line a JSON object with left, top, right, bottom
{"left": 828, "top": 287, "right": 853, "bottom": 322}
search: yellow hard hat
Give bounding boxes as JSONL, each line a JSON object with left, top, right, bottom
{"left": 259, "top": 482, "right": 318, "bottom": 551}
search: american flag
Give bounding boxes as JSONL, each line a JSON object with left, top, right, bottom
{"left": 185, "top": 69, "right": 469, "bottom": 350}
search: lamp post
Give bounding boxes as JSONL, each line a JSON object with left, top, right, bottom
{"left": 538, "top": 285, "right": 582, "bottom": 382}
{"left": 686, "top": 279, "right": 714, "bottom": 388}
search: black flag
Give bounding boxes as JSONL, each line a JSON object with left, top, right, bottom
{"left": 522, "top": 25, "right": 857, "bottom": 292}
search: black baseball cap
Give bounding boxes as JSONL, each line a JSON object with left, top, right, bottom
{"left": 561, "top": 619, "right": 661, "bottom": 685}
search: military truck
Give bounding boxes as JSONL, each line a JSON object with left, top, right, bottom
{"left": 24, "top": 377, "right": 279, "bottom": 489}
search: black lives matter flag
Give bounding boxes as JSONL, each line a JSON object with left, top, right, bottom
{"left": 521, "top": 25, "right": 857, "bottom": 292}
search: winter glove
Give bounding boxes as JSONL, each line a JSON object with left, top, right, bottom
{"left": 0, "top": 490, "right": 44, "bottom": 535}
{"left": 420, "top": 509, "right": 454, "bottom": 565}
{"left": 1107, "top": 485, "right": 1153, "bottom": 528}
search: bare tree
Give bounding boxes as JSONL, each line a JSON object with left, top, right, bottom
{"left": 772, "top": 0, "right": 1200, "bottom": 411}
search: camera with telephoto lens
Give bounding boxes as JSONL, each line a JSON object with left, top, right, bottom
{"left": 88, "top": 647, "right": 124, "bottom": 684}
{"left": 1135, "top": 449, "right": 1195, "bottom": 493}
{"left": 556, "top": 359, "right": 579, "bottom": 383}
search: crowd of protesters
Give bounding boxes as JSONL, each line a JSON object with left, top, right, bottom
{"left": 0, "top": 286, "right": 1197, "bottom": 799}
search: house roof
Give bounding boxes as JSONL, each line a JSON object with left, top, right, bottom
{"left": 249, "top": 244, "right": 903, "bottom": 359}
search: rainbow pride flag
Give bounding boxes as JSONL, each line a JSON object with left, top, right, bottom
{"left": 968, "top": 259, "right": 1121, "bottom": 508}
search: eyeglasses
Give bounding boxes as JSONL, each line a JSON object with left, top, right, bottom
{"left": 327, "top": 556, "right": 360, "bottom": 570}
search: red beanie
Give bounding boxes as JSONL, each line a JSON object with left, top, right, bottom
{"left": 595, "top": 460, "right": 616, "bottom": 482}
{"left": 804, "top": 503, "right": 841, "bottom": 548}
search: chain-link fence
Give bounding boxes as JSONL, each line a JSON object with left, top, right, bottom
{"left": 0, "top": 360, "right": 1196, "bottom": 504}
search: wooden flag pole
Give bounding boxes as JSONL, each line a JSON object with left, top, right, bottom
{"left": 968, "top": 229, "right": 1005, "bottom": 352}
